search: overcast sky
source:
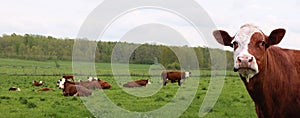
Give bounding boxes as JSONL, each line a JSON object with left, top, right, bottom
{"left": 1, "top": 0, "right": 300, "bottom": 50}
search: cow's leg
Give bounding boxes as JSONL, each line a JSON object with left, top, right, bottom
{"left": 178, "top": 79, "right": 181, "bottom": 86}
{"left": 163, "top": 80, "right": 167, "bottom": 86}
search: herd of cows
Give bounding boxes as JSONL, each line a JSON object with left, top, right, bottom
{"left": 8, "top": 71, "right": 191, "bottom": 97}
{"left": 6, "top": 24, "right": 300, "bottom": 117}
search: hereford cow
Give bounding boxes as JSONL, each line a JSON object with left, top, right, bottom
{"left": 161, "top": 71, "right": 191, "bottom": 86}
{"left": 37, "top": 87, "right": 54, "bottom": 92}
{"left": 98, "top": 79, "right": 112, "bottom": 89}
{"left": 213, "top": 24, "right": 300, "bottom": 118}
{"left": 9, "top": 87, "right": 21, "bottom": 91}
{"left": 75, "top": 80, "right": 102, "bottom": 89}
{"left": 123, "top": 79, "right": 151, "bottom": 88}
{"left": 32, "top": 80, "right": 44, "bottom": 86}
{"left": 57, "top": 78, "right": 91, "bottom": 97}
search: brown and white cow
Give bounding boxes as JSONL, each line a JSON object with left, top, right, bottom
{"left": 213, "top": 24, "right": 300, "bottom": 118}
{"left": 9, "top": 87, "right": 21, "bottom": 91}
{"left": 57, "top": 78, "right": 91, "bottom": 97}
{"left": 37, "top": 87, "right": 54, "bottom": 92}
{"left": 161, "top": 71, "right": 190, "bottom": 86}
{"left": 32, "top": 80, "right": 44, "bottom": 86}
{"left": 123, "top": 79, "right": 151, "bottom": 88}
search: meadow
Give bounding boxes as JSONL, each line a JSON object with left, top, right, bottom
{"left": 0, "top": 58, "right": 256, "bottom": 118}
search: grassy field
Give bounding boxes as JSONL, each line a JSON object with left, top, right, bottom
{"left": 0, "top": 58, "right": 256, "bottom": 118}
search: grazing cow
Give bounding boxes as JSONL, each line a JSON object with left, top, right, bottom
{"left": 9, "top": 87, "right": 21, "bottom": 91}
{"left": 37, "top": 87, "right": 54, "bottom": 92}
{"left": 123, "top": 79, "right": 151, "bottom": 88}
{"left": 62, "top": 75, "right": 75, "bottom": 82}
{"left": 213, "top": 24, "right": 300, "bottom": 118}
{"left": 57, "top": 78, "right": 91, "bottom": 97}
{"left": 161, "top": 71, "right": 191, "bottom": 86}
{"left": 32, "top": 80, "right": 44, "bottom": 86}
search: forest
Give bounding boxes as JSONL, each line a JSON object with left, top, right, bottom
{"left": 0, "top": 33, "right": 234, "bottom": 70}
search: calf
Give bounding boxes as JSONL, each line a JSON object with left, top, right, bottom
{"left": 123, "top": 79, "right": 150, "bottom": 88}
{"left": 32, "top": 80, "right": 44, "bottom": 86}
{"left": 57, "top": 78, "right": 91, "bottom": 97}
{"left": 213, "top": 24, "right": 300, "bottom": 118}
{"left": 161, "top": 71, "right": 190, "bottom": 86}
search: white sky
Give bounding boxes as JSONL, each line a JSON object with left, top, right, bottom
{"left": 1, "top": 0, "right": 300, "bottom": 49}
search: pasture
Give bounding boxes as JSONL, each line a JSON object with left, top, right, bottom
{"left": 0, "top": 58, "right": 256, "bottom": 118}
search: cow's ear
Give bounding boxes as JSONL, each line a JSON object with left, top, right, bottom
{"left": 213, "top": 30, "right": 233, "bottom": 47}
{"left": 267, "top": 28, "right": 286, "bottom": 47}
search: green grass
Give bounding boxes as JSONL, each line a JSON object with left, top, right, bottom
{"left": 0, "top": 58, "right": 256, "bottom": 118}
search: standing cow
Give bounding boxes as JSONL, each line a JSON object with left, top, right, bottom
{"left": 213, "top": 24, "right": 300, "bottom": 118}
{"left": 161, "top": 71, "right": 190, "bottom": 86}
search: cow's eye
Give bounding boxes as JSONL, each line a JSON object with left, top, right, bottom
{"left": 258, "top": 41, "right": 265, "bottom": 47}
{"left": 232, "top": 41, "right": 238, "bottom": 50}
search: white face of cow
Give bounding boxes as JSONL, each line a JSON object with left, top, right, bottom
{"left": 213, "top": 24, "right": 286, "bottom": 82}
{"left": 185, "top": 72, "right": 191, "bottom": 78}
{"left": 57, "top": 78, "right": 66, "bottom": 89}
{"left": 232, "top": 25, "right": 261, "bottom": 79}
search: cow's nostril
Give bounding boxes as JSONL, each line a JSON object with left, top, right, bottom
{"left": 237, "top": 57, "right": 242, "bottom": 63}
{"left": 249, "top": 57, "right": 253, "bottom": 62}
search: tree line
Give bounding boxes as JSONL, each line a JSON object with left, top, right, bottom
{"left": 0, "top": 33, "right": 234, "bottom": 70}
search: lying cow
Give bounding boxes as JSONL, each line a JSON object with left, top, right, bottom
{"left": 161, "top": 71, "right": 191, "bottom": 86}
{"left": 98, "top": 79, "right": 111, "bottom": 89}
{"left": 75, "top": 80, "right": 102, "bottom": 89}
{"left": 32, "top": 80, "right": 44, "bottom": 86}
{"left": 213, "top": 24, "right": 300, "bottom": 117}
{"left": 57, "top": 78, "right": 91, "bottom": 97}
{"left": 9, "top": 87, "right": 21, "bottom": 91}
{"left": 37, "top": 87, "right": 54, "bottom": 92}
{"left": 123, "top": 79, "right": 151, "bottom": 88}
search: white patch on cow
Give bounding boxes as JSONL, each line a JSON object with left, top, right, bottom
{"left": 232, "top": 24, "right": 261, "bottom": 81}
{"left": 16, "top": 88, "right": 21, "bottom": 91}
{"left": 39, "top": 81, "right": 43, "bottom": 84}
{"left": 58, "top": 78, "right": 66, "bottom": 89}
{"left": 148, "top": 81, "right": 152, "bottom": 85}
{"left": 185, "top": 72, "right": 190, "bottom": 78}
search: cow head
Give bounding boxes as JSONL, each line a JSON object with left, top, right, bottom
{"left": 213, "top": 24, "right": 285, "bottom": 81}
{"left": 185, "top": 72, "right": 191, "bottom": 78}
{"left": 57, "top": 78, "right": 66, "bottom": 89}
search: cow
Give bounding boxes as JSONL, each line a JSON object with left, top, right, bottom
{"left": 123, "top": 79, "right": 151, "bottom": 88}
{"left": 62, "top": 75, "right": 75, "bottom": 82}
{"left": 98, "top": 79, "right": 112, "bottom": 89}
{"left": 57, "top": 78, "right": 91, "bottom": 97}
{"left": 212, "top": 24, "right": 300, "bottom": 118}
{"left": 57, "top": 78, "right": 111, "bottom": 90}
{"left": 32, "top": 80, "right": 44, "bottom": 86}
{"left": 75, "top": 80, "right": 102, "bottom": 89}
{"left": 84, "top": 76, "right": 111, "bottom": 89}
{"left": 161, "top": 71, "right": 191, "bottom": 86}
{"left": 9, "top": 87, "right": 21, "bottom": 91}
{"left": 37, "top": 87, "right": 54, "bottom": 92}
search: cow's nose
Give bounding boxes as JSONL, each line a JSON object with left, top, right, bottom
{"left": 237, "top": 56, "right": 254, "bottom": 63}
